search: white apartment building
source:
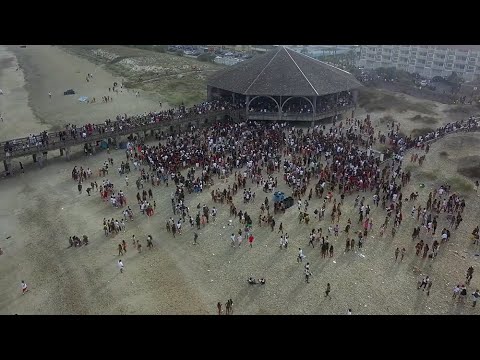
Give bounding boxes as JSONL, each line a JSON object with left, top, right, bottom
{"left": 356, "top": 45, "right": 480, "bottom": 81}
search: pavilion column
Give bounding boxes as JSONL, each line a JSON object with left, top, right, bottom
{"left": 207, "top": 86, "right": 213, "bottom": 101}
{"left": 279, "top": 95, "right": 282, "bottom": 122}
{"left": 352, "top": 89, "right": 359, "bottom": 118}
{"left": 3, "top": 158, "right": 12, "bottom": 174}
{"left": 335, "top": 93, "right": 339, "bottom": 123}
{"left": 312, "top": 96, "right": 317, "bottom": 127}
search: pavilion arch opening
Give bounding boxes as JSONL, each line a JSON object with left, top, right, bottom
{"left": 281, "top": 96, "right": 314, "bottom": 114}
{"left": 247, "top": 96, "right": 280, "bottom": 113}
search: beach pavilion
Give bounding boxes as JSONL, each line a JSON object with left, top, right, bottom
{"left": 207, "top": 46, "right": 362, "bottom": 123}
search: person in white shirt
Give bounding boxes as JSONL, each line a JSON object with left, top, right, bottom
{"left": 452, "top": 285, "right": 461, "bottom": 299}
{"left": 441, "top": 232, "right": 448, "bottom": 242}
{"left": 118, "top": 260, "right": 124, "bottom": 273}
{"left": 21, "top": 280, "right": 28, "bottom": 294}
{"left": 297, "top": 248, "right": 305, "bottom": 263}
{"left": 347, "top": 309, "right": 352, "bottom": 315}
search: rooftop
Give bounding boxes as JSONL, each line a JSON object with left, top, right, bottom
{"left": 207, "top": 46, "right": 362, "bottom": 97}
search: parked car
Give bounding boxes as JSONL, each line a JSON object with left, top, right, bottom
{"left": 64, "top": 89, "right": 75, "bottom": 95}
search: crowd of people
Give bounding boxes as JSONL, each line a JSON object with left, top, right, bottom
{"left": 19, "top": 91, "right": 477, "bottom": 313}
{"left": 106, "top": 106, "right": 479, "bottom": 308}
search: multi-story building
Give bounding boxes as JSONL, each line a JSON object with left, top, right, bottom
{"left": 356, "top": 45, "right": 480, "bottom": 81}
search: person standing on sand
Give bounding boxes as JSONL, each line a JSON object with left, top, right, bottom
{"left": 418, "top": 276, "right": 429, "bottom": 290}
{"left": 305, "top": 267, "right": 312, "bottom": 283}
{"left": 297, "top": 248, "right": 305, "bottom": 263}
{"left": 401, "top": 248, "right": 406, "bottom": 261}
{"left": 21, "top": 280, "right": 28, "bottom": 294}
{"left": 466, "top": 266, "right": 474, "bottom": 285}
{"left": 217, "top": 302, "right": 222, "bottom": 315}
{"left": 248, "top": 234, "right": 254, "bottom": 248}
{"left": 193, "top": 232, "right": 198, "bottom": 245}
{"left": 122, "top": 240, "right": 127, "bottom": 254}
{"left": 452, "top": 284, "right": 460, "bottom": 300}
{"left": 118, "top": 244, "right": 123, "bottom": 256}
{"left": 118, "top": 260, "right": 124, "bottom": 273}
{"left": 426, "top": 280, "right": 433, "bottom": 296}
{"left": 325, "top": 283, "right": 331, "bottom": 298}
{"left": 19, "top": 162, "right": 24, "bottom": 173}
{"left": 459, "top": 285, "right": 467, "bottom": 303}
{"left": 395, "top": 247, "right": 400, "bottom": 261}
{"left": 225, "top": 299, "right": 233, "bottom": 315}
{"left": 48, "top": 92, "right": 51, "bottom": 98}
{"left": 472, "top": 290, "right": 480, "bottom": 307}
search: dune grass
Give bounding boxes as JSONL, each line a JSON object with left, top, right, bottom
{"left": 358, "top": 88, "right": 436, "bottom": 115}
{"left": 409, "top": 114, "right": 439, "bottom": 125}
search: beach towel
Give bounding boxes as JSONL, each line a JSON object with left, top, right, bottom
{"left": 78, "top": 96, "right": 89, "bottom": 102}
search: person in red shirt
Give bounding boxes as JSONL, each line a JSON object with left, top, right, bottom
{"left": 248, "top": 234, "right": 254, "bottom": 248}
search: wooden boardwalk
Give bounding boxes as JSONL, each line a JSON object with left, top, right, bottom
{"left": 1, "top": 109, "right": 244, "bottom": 163}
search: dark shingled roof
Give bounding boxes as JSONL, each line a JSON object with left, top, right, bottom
{"left": 208, "top": 46, "right": 362, "bottom": 96}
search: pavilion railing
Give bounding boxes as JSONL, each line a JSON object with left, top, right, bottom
{"left": 247, "top": 105, "right": 355, "bottom": 122}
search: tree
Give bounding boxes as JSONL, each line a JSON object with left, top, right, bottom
{"left": 447, "top": 72, "right": 464, "bottom": 95}
{"left": 375, "top": 67, "right": 397, "bottom": 81}
{"left": 197, "top": 53, "right": 216, "bottom": 62}
{"left": 447, "top": 71, "right": 463, "bottom": 84}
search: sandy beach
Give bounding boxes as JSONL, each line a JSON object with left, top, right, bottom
{"left": 0, "top": 45, "right": 479, "bottom": 315}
